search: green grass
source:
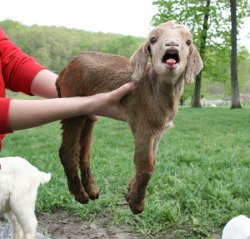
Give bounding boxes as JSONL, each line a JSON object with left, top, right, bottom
{"left": 1, "top": 106, "right": 249, "bottom": 238}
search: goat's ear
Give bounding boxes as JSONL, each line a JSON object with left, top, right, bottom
{"left": 184, "top": 45, "right": 203, "bottom": 85}
{"left": 130, "top": 41, "right": 150, "bottom": 81}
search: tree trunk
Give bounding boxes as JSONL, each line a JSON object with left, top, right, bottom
{"left": 192, "top": 0, "right": 210, "bottom": 107}
{"left": 193, "top": 72, "right": 202, "bottom": 107}
{"left": 230, "top": 0, "right": 242, "bottom": 109}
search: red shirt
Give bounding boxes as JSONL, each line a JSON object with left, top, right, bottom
{"left": 0, "top": 27, "right": 46, "bottom": 151}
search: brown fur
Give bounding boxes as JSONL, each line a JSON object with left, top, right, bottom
{"left": 56, "top": 21, "right": 203, "bottom": 214}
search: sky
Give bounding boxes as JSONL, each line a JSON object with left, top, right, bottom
{"left": 0, "top": 0, "right": 249, "bottom": 50}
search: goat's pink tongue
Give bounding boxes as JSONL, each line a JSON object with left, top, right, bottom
{"left": 166, "top": 58, "right": 176, "bottom": 66}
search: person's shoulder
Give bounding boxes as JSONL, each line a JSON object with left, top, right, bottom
{"left": 0, "top": 28, "right": 8, "bottom": 41}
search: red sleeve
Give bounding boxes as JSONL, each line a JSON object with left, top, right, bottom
{"left": 0, "top": 28, "right": 48, "bottom": 138}
{"left": 0, "top": 98, "right": 12, "bottom": 134}
{"left": 0, "top": 27, "right": 47, "bottom": 95}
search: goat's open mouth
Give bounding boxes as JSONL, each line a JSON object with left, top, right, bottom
{"left": 162, "top": 50, "right": 180, "bottom": 67}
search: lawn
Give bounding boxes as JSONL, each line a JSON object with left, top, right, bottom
{"left": 1, "top": 106, "right": 249, "bottom": 238}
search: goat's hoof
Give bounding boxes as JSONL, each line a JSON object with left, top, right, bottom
{"left": 129, "top": 199, "right": 145, "bottom": 215}
{"left": 85, "top": 185, "right": 100, "bottom": 200}
{"left": 74, "top": 190, "right": 89, "bottom": 204}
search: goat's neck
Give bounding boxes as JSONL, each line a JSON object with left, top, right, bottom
{"left": 151, "top": 73, "right": 184, "bottom": 121}
{"left": 154, "top": 73, "right": 183, "bottom": 105}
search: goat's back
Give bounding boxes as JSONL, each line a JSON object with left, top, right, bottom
{"left": 56, "top": 52, "right": 134, "bottom": 97}
{"left": 0, "top": 157, "right": 51, "bottom": 195}
{"left": 0, "top": 157, "right": 51, "bottom": 214}
{"left": 0, "top": 157, "right": 51, "bottom": 183}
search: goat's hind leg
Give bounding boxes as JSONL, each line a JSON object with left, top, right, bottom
{"left": 59, "top": 116, "right": 89, "bottom": 204}
{"left": 8, "top": 194, "right": 37, "bottom": 239}
{"left": 79, "top": 118, "right": 100, "bottom": 200}
{"left": 4, "top": 212, "right": 23, "bottom": 239}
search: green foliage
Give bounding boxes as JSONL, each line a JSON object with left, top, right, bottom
{"left": 152, "top": 0, "right": 249, "bottom": 50}
{"left": 0, "top": 20, "right": 145, "bottom": 74}
{"left": 100, "top": 35, "right": 144, "bottom": 57}
{"left": 200, "top": 46, "right": 250, "bottom": 96}
{"left": 0, "top": 106, "right": 249, "bottom": 238}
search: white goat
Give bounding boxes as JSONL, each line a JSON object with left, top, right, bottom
{"left": 0, "top": 157, "right": 51, "bottom": 239}
{"left": 222, "top": 215, "right": 250, "bottom": 239}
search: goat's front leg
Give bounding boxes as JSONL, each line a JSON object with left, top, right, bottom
{"left": 126, "top": 132, "right": 161, "bottom": 204}
{"left": 128, "top": 133, "right": 156, "bottom": 214}
{"left": 79, "top": 118, "right": 100, "bottom": 200}
{"left": 59, "top": 116, "right": 89, "bottom": 204}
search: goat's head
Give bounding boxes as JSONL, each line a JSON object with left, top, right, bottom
{"left": 130, "top": 21, "right": 203, "bottom": 85}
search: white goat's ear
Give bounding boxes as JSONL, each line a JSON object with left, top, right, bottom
{"left": 130, "top": 41, "right": 150, "bottom": 81}
{"left": 184, "top": 45, "right": 203, "bottom": 85}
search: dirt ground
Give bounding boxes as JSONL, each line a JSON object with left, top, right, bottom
{"left": 1, "top": 210, "right": 222, "bottom": 239}
{"left": 37, "top": 209, "right": 145, "bottom": 239}
{"left": 37, "top": 210, "right": 221, "bottom": 239}
{"left": 1, "top": 209, "right": 145, "bottom": 239}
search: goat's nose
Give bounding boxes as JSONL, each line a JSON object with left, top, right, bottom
{"left": 165, "top": 40, "right": 179, "bottom": 47}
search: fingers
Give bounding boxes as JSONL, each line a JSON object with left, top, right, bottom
{"left": 88, "top": 115, "right": 99, "bottom": 121}
{"left": 86, "top": 83, "right": 134, "bottom": 122}
{"left": 110, "top": 82, "right": 134, "bottom": 100}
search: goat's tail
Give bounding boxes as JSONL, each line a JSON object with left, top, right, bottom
{"left": 39, "top": 172, "right": 52, "bottom": 184}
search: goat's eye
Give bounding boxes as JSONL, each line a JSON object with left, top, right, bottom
{"left": 186, "top": 40, "right": 191, "bottom": 46}
{"left": 150, "top": 37, "right": 157, "bottom": 44}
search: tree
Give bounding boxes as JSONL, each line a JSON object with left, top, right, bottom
{"left": 230, "top": 0, "right": 242, "bottom": 109}
{"left": 192, "top": 0, "right": 210, "bottom": 107}
{"left": 152, "top": 0, "right": 249, "bottom": 107}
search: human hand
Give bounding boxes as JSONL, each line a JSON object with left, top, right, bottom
{"left": 89, "top": 83, "right": 134, "bottom": 122}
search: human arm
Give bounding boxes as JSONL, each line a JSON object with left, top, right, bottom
{"left": 30, "top": 69, "right": 58, "bottom": 98}
{"left": 0, "top": 27, "right": 133, "bottom": 134}
{"left": 8, "top": 83, "right": 134, "bottom": 131}
{"left": 0, "top": 27, "right": 47, "bottom": 134}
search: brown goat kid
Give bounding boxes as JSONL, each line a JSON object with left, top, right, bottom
{"left": 56, "top": 21, "right": 203, "bottom": 214}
